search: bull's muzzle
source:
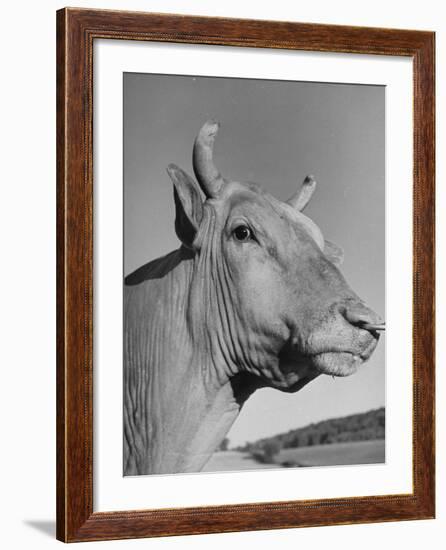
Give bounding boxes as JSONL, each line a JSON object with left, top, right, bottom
{"left": 342, "top": 302, "right": 385, "bottom": 334}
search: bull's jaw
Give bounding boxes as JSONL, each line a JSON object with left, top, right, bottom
{"left": 270, "top": 350, "right": 320, "bottom": 392}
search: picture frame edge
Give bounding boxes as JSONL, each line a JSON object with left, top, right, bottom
{"left": 56, "top": 7, "right": 435, "bottom": 543}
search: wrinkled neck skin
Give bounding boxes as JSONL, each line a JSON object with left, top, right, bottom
{"left": 124, "top": 209, "right": 316, "bottom": 476}
{"left": 124, "top": 246, "right": 262, "bottom": 476}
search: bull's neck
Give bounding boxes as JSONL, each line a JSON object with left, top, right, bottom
{"left": 124, "top": 247, "right": 259, "bottom": 476}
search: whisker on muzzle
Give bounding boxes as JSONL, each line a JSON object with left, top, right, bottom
{"left": 360, "top": 322, "right": 386, "bottom": 332}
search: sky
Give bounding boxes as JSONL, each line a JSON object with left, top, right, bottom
{"left": 124, "top": 73, "right": 385, "bottom": 447}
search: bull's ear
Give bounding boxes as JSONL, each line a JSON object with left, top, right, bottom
{"left": 167, "top": 164, "right": 203, "bottom": 249}
{"left": 324, "top": 240, "right": 344, "bottom": 267}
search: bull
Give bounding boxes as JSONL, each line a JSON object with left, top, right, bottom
{"left": 124, "top": 120, "right": 384, "bottom": 475}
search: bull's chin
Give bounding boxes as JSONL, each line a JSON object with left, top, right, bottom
{"left": 311, "top": 351, "right": 364, "bottom": 377}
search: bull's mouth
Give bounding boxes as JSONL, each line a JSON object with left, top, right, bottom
{"left": 310, "top": 338, "right": 379, "bottom": 377}
{"left": 311, "top": 351, "right": 364, "bottom": 377}
{"left": 276, "top": 333, "right": 379, "bottom": 390}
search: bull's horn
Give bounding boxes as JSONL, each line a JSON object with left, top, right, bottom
{"left": 287, "top": 175, "right": 317, "bottom": 211}
{"left": 193, "top": 120, "right": 226, "bottom": 198}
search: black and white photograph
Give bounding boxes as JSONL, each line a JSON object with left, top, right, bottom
{"left": 2, "top": 0, "right": 441, "bottom": 547}
{"left": 123, "top": 72, "right": 386, "bottom": 477}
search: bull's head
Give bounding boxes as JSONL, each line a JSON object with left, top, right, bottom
{"left": 167, "top": 120, "right": 384, "bottom": 392}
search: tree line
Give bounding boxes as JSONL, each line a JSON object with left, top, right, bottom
{"left": 236, "top": 407, "right": 385, "bottom": 457}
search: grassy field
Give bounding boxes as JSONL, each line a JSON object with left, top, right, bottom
{"left": 276, "top": 439, "right": 385, "bottom": 467}
{"left": 203, "top": 440, "right": 385, "bottom": 473}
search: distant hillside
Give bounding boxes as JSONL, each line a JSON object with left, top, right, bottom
{"left": 237, "top": 407, "right": 385, "bottom": 454}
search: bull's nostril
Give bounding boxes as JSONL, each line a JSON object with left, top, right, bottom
{"left": 343, "top": 303, "right": 384, "bottom": 333}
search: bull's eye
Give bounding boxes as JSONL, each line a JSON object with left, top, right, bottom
{"left": 233, "top": 225, "right": 252, "bottom": 242}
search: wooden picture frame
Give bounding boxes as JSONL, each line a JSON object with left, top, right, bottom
{"left": 56, "top": 7, "right": 435, "bottom": 542}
